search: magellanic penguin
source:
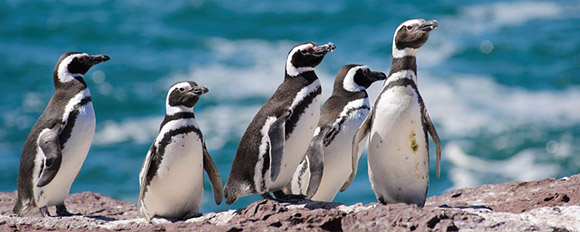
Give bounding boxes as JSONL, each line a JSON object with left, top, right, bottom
{"left": 285, "top": 65, "right": 386, "bottom": 202}
{"left": 353, "top": 19, "right": 442, "bottom": 207}
{"left": 13, "top": 52, "right": 110, "bottom": 216}
{"left": 224, "top": 42, "right": 335, "bottom": 205}
{"left": 138, "top": 81, "right": 223, "bottom": 222}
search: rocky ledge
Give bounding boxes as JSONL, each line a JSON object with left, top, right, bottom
{"left": 1, "top": 174, "right": 579, "bottom": 231}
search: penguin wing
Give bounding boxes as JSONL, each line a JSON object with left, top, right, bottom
{"left": 304, "top": 125, "right": 333, "bottom": 198}
{"left": 340, "top": 111, "right": 373, "bottom": 192}
{"left": 138, "top": 145, "right": 155, "bottom": 216}
{"left": 268, "top": 112, "right": 288, "bottom": 183}
{"left": 36, "top": 123, "right": 65, "bottom": 188}
{"left": 202, "top": 143, "right": 224, "bottom": 205}
{"left": 423, "top": 109, "right": 442, "bottom": 178}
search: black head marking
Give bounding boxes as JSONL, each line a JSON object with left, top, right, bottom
{"left": 394, "top": 19, "right": 438, "bottom": 50}
{"left": 167, "top": 81, "right": 209, "bottom": 108}
{"left": 53, "top": 52, "right": 110, "bottom": 86}
{"left": 286, "top": 42, "right": 335, "bottom": 76}
{"left": 335, "top": 64, "right": 387, "bottom": 93}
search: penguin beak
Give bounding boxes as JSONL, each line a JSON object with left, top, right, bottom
{"left": 419, "top": 20, "right": 438, "bottom": 32}
{"left": 369, "top": 71, "right": 387, "bottom": 82}
{"left": 312, "top": 42, "right": 336, "bottom": 56}
{"left": 190, "top": 86, "right": 209, "bottom": 95}
{"left": 88, "top": 54, "right": 111, "bottom": 66}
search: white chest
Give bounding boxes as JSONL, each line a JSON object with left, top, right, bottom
{"left": 368, "top": 82, "right": 429, "bottom": 206}
{"left": 312, "top": 98, "right": 370, "bottom": 201}
{"left": 142, "top": 119, "right": 205, "bottom": 218}
{"left": 35, "top": 91, "right": 96, "bottom": 207}
{"left": 270, "top": 82, "right": 321, "bottom": 191}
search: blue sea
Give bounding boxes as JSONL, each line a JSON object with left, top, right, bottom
{"left": 1, "top": 0, "right": 579, "bottom": 213}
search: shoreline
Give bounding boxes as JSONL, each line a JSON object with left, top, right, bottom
{"left": 1, "top": 174, "right": 579, "bottom": 231}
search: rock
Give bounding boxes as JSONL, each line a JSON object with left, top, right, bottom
{"left": 1, "top": 174, "right": 579, "bottom": 231}
{"left": 426, "top": 175, "right": 580, "bottom": 213}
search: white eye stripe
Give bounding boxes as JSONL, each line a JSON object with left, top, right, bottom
{"left": 398, "top": 19, "right": 423, "bottom": 31}
{"left": 57, "top": 53, "right": 89, "bottom": 83}
{"left": 166, "top": 82, "right": 195, "bottom": 115}
{"left": 286, "top": 43, "right": 317, "bottom": 77}
{"left": 343, "top": 66, "right": 368, "bottom": 92}
{"left": 292, "top": 43, "right": 315, "bottom": 54}
{"left": 168, "top": 82, "right": 192, "bottom": 93}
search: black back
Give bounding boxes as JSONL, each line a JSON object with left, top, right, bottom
{"left": 228, "top": 71, "right": 320, "bottom": 192}
{"left": 225, "top": 42, "right": 333, "bottom": 202}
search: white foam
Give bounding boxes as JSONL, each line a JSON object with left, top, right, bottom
{"left": 420, "top": 73, "right": 580, "bottom": 137}
{"left": 445, "top": 142, "right": 560, "bottom": 190}
{"left": 162, "top": 38, "right": 336, "bottom": 102}
{"left": 195, "top": 105, "right": 262, "bottom": 150}
{"left": 93, "top": 117, "right": 161, "bottom": 145}
{"left": 444, "top": 1, "right": 571, "bottom": 34}
{"left": 416, "top": 1, "right": 578, "bottom": 67}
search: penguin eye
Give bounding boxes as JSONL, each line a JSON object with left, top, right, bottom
{"left": 78, "top": 56, "right": 87, "bottom": 62}
{"left": 178, "top": 87, "right": 185, "bottom": 92}
{"left": 406, "top": 25, "right": 413, "bottom": 30}
{"left": 363, "top": 69, "right": 369, "bottom": 75}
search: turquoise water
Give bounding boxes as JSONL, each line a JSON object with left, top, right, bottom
{"left": 1, "top": 1, "right": 579, "bottom": 213}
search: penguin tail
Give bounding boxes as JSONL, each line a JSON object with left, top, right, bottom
{"left": 12, "top": 197, "right": 36, "bottom": 217}
{"left": 224, "top": 180, "right": 255, "bottom": 205}
{"left": 223, "top": 184, "right": 239, "bottom": 205}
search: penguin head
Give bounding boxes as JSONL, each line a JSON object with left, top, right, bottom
{"left": 166, "top": 81, "right": 209, "bottom": 113}
{"left": 392, "top": 19, "right": 438, "bottom": 57}
{"left": 54, "top": 52, "right": 110, "bottom": 83}
{"left": 336, "top": 64, "right": 387, "bottom": 93}
{"left": 286, "top": 42, "right": 335, "bottom": 77}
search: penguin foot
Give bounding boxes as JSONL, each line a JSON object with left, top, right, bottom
{"left": 39, "top": 206, "right": 51, "bottom": 217}
{"left": 273, "top": 190, "right": 286, "bottom": 199}
{"left": 279, "top": 194, "right": 307, "bottom": 201}
{"left": 56, "top": 204, "right": 76, "bottom": 216}
{"left": 378, "top": 196, "right": 387, "bottom": 205}
{"left": 273, "top": 191, "right": 307, "bottom": 203}
{"left": 261, "top": 193, "right": 275, "bottom": 200}
{"left": 183, "top": 211, "right": 202, "bottom": 220}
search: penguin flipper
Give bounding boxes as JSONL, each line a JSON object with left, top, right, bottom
{"left": 304, "top": 126, "right": 331, "bottom": 198}
{"left": 340, "top": 111, "right": 372, "bottom": 192}
{"left": 138, "top": 147, "right": 155, "bottom": 219}
{"left": 202, "top": 144, "right": 224, "bottom": 205}
{"left": 36, "top": 124, "right": 64, "bottom": 188}
{"left": 423, "top": 109, "right": 442, "bottom": 178}
{"left": 268, "top": 114, "right": 287, "bottom": 183}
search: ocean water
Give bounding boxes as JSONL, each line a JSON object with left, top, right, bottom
{"left": 1, "top": 0, "right": 579, "bottom": 213}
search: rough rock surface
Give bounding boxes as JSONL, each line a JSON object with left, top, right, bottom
{"left": 1, "top": 174, "right": 579, "bottom": 231}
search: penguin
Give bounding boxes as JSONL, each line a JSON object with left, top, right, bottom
{"left": 13, "top": 52, "right": 110, "bottom": 217}
{"left": 352, "top": 19, "right": 442, "bottom": 207}
{"left": 138, "top": 81, "right": 223, "bottom": 222}
{"left": 224, "top": 42, "right": 335, "bottom": 205}
{"left": 285, "top": 65, "right": 386, "bottom": 202}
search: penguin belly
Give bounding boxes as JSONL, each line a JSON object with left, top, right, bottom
{"left": 35, "top": 102, "right": 95, "bottom": 208}
{"left": 368, "top": 86, "right": 429, "bottom": 206}
{"left": 312, "top": 107, "right": 368, "bottom": 202}
{"left": 269, "top": 95, "right": 321, "bottom": 191}
{"left": 142, "top": 132, "right": 204, "bottom": 219}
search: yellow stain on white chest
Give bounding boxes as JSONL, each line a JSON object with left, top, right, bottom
{"left": 409, "top": 130, "right": 418, "bottom": 152}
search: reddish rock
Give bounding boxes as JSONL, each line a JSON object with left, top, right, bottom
{"left": 0, "top": 174, "right": 579, "bottom": 231}
{"left": 426, "top": 175, "right": 580, "bottom": 213}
